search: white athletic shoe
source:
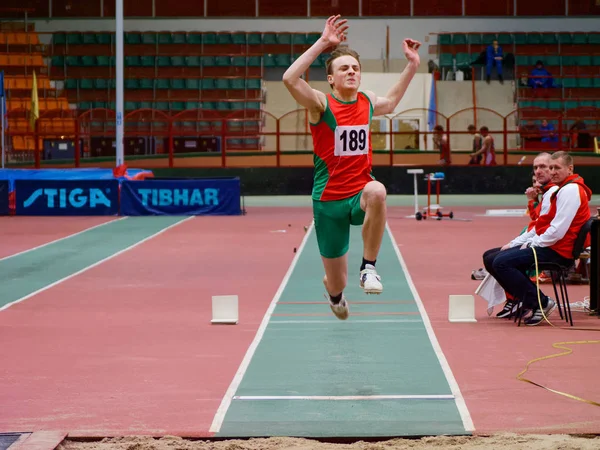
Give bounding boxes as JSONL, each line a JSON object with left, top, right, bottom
{"left": 325, "top": 293, "right": 350, "bottom": 320}
{"left": 360, "top": 264, "right": 383, "bottom": 294}
{"left": 322, "top": 276, "right": 349, "bottom": 320}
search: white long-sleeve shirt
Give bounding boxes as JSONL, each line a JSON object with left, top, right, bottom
{"left": 509, "top": 185, "right": 558, "bottom": 248}
{"left": 530, "top": 183, "right": 583, "bottom": 248}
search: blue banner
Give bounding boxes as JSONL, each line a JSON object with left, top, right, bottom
{"left": 0, "top": 180, "right": 8, "bottom": 215}
{"left": 15, "top": 179, "right": 119, "bottom": 216}
{"left": 120, "top": 178, "right": 241, "bottom": 216}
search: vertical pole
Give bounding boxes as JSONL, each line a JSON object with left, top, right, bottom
{"left": 115, "top": 0, "right": 124, "bottom": 167}
{"left": 1, "top": 97, "right": 4, "bottom": 169}
{"left": 427, "top": 175, "right": 431, "bottom": 216}
{"left": 503, "top": 117, "right": 508, "bottom": 165}
{"left": 389, "top": 117, "right": 393, "bottom": 166}
{"left": 168, "top": 119, "right": 174, "bottom": 168}
{"left": 276, "top": 119, "right": 280, "bottom": 167}
{"left": 34, "top": 120, "right": 40, "bottom": 169}
{"left": 221, "top": 119, "right": 226, "bottom": 167}
{"left": 413, "top": 173, "right": 418, "bottom": 215}
{"left": 74, "top": 117, "right": 80, "bottom": 167}
{"left": 386, "top": 26, "right": 390, "bottom": 73}
{"left": 388, "top": 131, "right": 393, "bottom": 165}
{"left": 472, "top": 66, "right": 477, "bottom": 125}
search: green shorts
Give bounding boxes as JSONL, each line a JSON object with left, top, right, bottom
{"left": 313, "top": 191, "right": 365, "bottom": 259}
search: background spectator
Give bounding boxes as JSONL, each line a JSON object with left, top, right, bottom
{"left": 468, "top": 124, "right": 483, "bottom": 165}
{"left": 540, "top": 119, "right": 558, "bottom": 144}
{"left": 433, "top": 125, "right": 451, "bottom": 165}
{"left": 486, "top": 40, "right": 504, "bottom": 84}
{"left": 528, "top": 60, "right": 554, "bottom": 89}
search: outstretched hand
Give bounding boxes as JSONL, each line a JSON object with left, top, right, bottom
{"left": 321, "top": 15, "right": 349, "bottom": 47}
{"left": 403, "top": 39, "right": 421, "bottom": 65}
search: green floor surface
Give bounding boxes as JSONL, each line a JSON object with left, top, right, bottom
{"left": 0, "top": 217, "right": 186, "bottom": 310}
{"left": 217, "top": 226, "right": 469, "bottom": 437}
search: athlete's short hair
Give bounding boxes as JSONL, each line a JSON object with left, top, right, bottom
{"left": 551, "top": 150, "right": 573, "bottom": 167}
{"left": 325, "top": 47, "right": 361, "bottom": 88}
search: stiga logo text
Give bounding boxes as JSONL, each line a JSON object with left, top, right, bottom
{"left": 137, "top": 188, "right": 219, "bottom": 207}
{"left": 23, "top": 188, "right": 112, "bottom": 209}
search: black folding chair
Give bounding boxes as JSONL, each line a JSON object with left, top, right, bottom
{"left": 517, "top": 218, "right": 594, "bottom": 327}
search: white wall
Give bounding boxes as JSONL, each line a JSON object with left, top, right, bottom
{"left": 32, "top": 17, "right": 600, "bottom": 60}
{"left": 360, "top": 73, "right": 432, "bottom": 150}
{"left": 361, "top": 72, "right": 431, "bottom": 116}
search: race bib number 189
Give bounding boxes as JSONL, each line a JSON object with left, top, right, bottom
{"left": 334, "top": 124, "right": 370, "bottom": 156}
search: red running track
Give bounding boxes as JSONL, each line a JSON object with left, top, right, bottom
{"left": 0, "top": 208, "right": 312, "bottom": 437}
{"left": 1, "top": 206, "right": 599, "bottom": 437}
{"left": 388, "top": 205, "right": 600, "bottom": 435}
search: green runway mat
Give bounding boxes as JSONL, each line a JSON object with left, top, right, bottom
{"left": 217, "top": 226, "right": 470, "bottom": 438}
{"left": 0, "top": 217, "right": 186, "bottom": 310}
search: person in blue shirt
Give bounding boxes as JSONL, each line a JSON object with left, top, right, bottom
{"left": 540, "top": 119, "right": 558, "bottom": 144}
{"left": 486, "top": 40, "right": 503, "bottom": 84}
{"left": 528, "top": 60, "right": 554, "bottom": 89}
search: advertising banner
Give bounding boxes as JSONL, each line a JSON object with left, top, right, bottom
{"left": 120, "top": 178, "right": 241, "bottom": 216}
{"left": 15, "top": 179, "right": 120, "bottom": 216}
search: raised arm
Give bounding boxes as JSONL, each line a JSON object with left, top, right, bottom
{"left": 282, "top": 15, "right": 348, "bottom": 118}
{"left": 364, "top": 39, "right": 421, "bottom": 117}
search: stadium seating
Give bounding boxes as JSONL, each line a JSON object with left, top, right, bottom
{"left": 42, "top": 30, "right": 331, "bottom": 151}
{"left": 5, "top": 29, "right": 330, "bottom": 154}
{"left": 437, "top": 32, "right": 599, "bottom": 151}
{"left": 437, "top": 32, "right": 600, "bottom": 114}
{"left": 1, "top": 27, "right": 74, "bottom": 153}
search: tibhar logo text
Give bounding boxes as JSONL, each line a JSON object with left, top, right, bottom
{"left": 137, "top": 188, "right": 219, "bottom": 207}
{"left": 23, "top": 188, "right": 112, "bottom": 208}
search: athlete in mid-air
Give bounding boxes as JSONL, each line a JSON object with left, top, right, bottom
{"left": 282, "top": 15, "right": 421, "bottom": 320}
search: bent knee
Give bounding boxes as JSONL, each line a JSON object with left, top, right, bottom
{"left": 364, "top": 181, "right": 387, "bottom": 204}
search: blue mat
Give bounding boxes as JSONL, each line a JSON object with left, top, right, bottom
{"left": 0, "top": 169, "right": 151, "bottom": 192}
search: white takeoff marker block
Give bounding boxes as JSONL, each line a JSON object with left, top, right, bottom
{"left": 448, "top": 295, "right": 477, "bottom": 323}
{"left": 211, "top": 295, "right": 239, "bottom": 324}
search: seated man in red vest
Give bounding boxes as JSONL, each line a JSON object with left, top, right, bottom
{"left": 482, "top": 152, "right": 557, "bottom": 317}
{"left": 488, "top": 151, "right": 592, "bottom": 326}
